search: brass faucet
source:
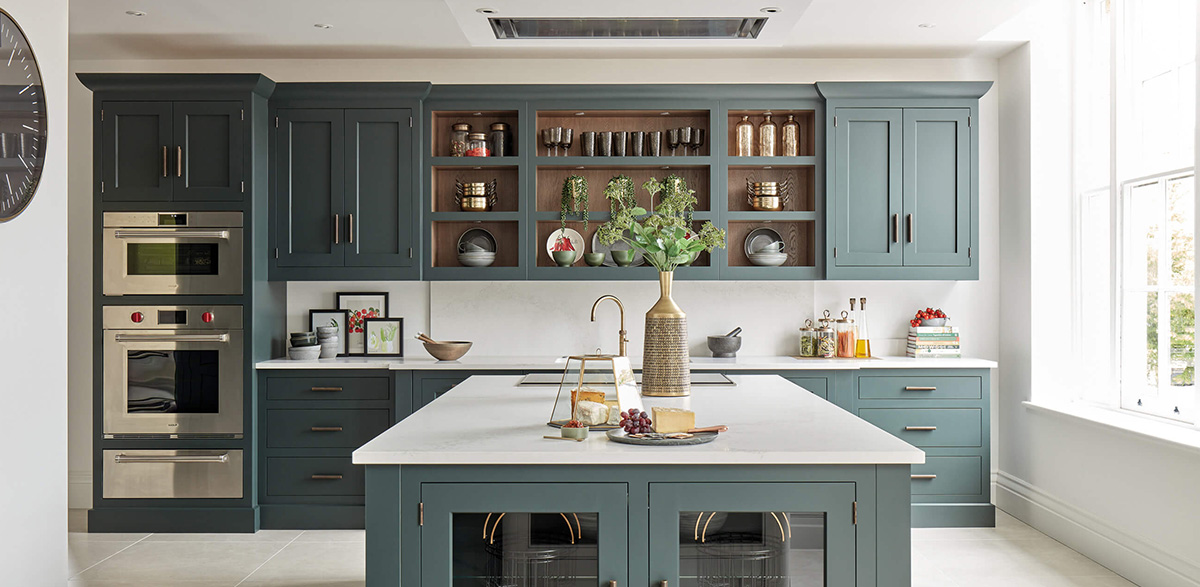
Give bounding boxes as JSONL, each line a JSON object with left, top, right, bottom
{"left": 590, "top": 295, "right": 628, "bottom": 357}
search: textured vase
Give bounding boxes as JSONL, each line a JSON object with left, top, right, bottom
{"left": 642, "top": 271, "right": 690, "bottom": 397}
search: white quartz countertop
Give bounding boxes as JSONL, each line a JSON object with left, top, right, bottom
{"left": 352, "top": 374, "right": 925, "bottom": 466}
{"left": 257, "top": 355, "right": 997, "bottom": 371}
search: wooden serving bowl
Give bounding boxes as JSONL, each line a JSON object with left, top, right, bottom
{"left": 423, "top": 341, "right": 473, "bottom": 361}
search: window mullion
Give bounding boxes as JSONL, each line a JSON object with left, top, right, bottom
{"left": 1158, "top": 180, "right": 1172, "bottom": 393}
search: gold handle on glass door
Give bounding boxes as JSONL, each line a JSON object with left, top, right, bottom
{"left": 162, "top": 146, "right": 168, "bottom": 177}
{"left": 892, "top": 214, "right": 899, "bottom": 243}
{"left": 907, "top": 214, "right": 913, "bottom": 243}
{"left": 348, "top": 213, "right": 353, "bottom": 244}
{"left": 177, "top": 146, "right": 183, "bottom": 177}
{"left": 334, "top": 214, "right": 340, "bottom": 244}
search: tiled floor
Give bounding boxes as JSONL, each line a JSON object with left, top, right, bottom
{"left": 68, "top": 509, "right": 1137, "bottom": 586}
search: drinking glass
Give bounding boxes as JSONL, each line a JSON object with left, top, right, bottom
{"left": 597, "top": 131, "right": 613, "bottom": 157}
{"left": 667, "top": 128, "right": 680, "bottom": 156}
{"left": 648, "top": 131, "right": 663, "bottom": 156}
{"left": 614, "top": 131, "right": 628, "bottom": 157}
{"left": 561, "top": 128, "right": 574, "bottom": 156}
{"left": 551, "top": 127, "right": 564, "bottom": 157}
{"left": 580, "top": 131, "right": 596, "bottom": 156}
{"left": 690, "top": 128, "right": 705, "bottom": 156}
{"left": 679, "top": 127, "right": 693, "bottom": 156}
{"left": 542, "top": 128, "right": 555, "bottom": 157}
{"left": 630, "top": 131, "right": 646, "bottom": 156}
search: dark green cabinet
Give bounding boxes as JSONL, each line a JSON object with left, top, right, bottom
{"left": 345, "top": 110, "right": 416, "bottom": 268}
{"left": 274, "top": 108, "right": 345, "bottom": 268}
{"left": 101, "top": 100, "right": 243, "bottom": 202}
{"left": 831, "top": 108, "right": 903, "bottom": 267}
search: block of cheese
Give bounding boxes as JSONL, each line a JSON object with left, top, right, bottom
{"left": 651, "top": 407, "right": 696, "bottom": 434}
{"left": 604, "top": 399, "right": 622, "bottom": 425}
{"left": 570, "top": 388, "right": 606, "bottom": 413}
{"left": 574, "top": 400, "right": 610, "bottom": 427}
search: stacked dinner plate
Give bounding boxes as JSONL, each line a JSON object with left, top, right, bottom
{"left": 458, "top": 228, "right": 497, "bottom": 267}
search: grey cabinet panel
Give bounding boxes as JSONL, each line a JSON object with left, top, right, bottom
{"left": 858, "top": 375, "right": 981, "bottom": 400}
{"left": 174, "top": 101, "right": 243, "bottom": 202}
{"left": 345, "top": 109, "right": 414, "bottom": 267}
{"left": 833, "top": 108, "right": 902, "bottom": 266}
{"left": 276, "top": 109, "right": 345, "bottom": 267}
{"left": 265, "top": 408, "right": 391, "bottom": 449}
{"left": 100, "top": 102, "right": 173, "bottom": 202}
{"left": 266, "top": 457, "right": 365, "bottom": 497}
{"left": 783, "top": 376, "right": 828, "bottom": 400}
{"left": 903, "top": 108, "right": 970, "bottom": 266}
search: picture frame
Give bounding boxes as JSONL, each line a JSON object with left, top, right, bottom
{"left": 363, "top": 317, "right": 404, "bottom": 357}
{"left": 337, "top": 292, "right": 389, "bottom": 356}
{"left": 308, "top": 309, "right": 349, "bottom": 356}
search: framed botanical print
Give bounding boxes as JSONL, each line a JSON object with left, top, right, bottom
{"left": 308, "top": 309, "right": 349, "bottom": 356}
{"left": 363, "top": 317, "right": 404, "bottom": 357}
{"left": 337, "top": 292, "right": 389, "bottom": 356}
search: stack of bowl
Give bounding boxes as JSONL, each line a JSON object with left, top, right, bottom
{"left": 748, "top": 241, "right": 788, "bottom": 267}
{"left": 288, "top": 331, "right": 321, "bottom": 360}
{"left": 458, "top": 241, "right": 496, "bottom": 267}
{"left": 316, "top": 326, "right": 340, "bottom": 358}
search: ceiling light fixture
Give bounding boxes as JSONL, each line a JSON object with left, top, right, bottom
{"left": 476, "top": 8, "right": 497, "bottom": 14}
{"left": 125, "top": 10, "right": 146, "bottom": 17}
{"left": 760, "top": 7, "right": 781, "bottom": 13}
{"left": 314, "top": 23, "right": 333, "bottom": 29}
{"left": 917, "top": 23, "right": 936, "bottom": 28}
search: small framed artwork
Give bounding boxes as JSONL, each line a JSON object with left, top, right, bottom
{"left": 308, "top": 309, "right": 349, "bottom": 356}
{"left": 337, "top": 292, "right": 389, "bottom": 356}
{"left": 363, "top": 317, "right": 404, "bottom": 357}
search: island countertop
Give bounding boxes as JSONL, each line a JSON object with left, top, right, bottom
{"left": 352, "top": 374, "right": 925, "bottom": 467}
{"left": 257, "top": 354, "right": 998, "bottom": 370}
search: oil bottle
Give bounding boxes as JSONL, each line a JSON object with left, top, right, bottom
{"left": 856, "top": 297, "right": 872, "bottom": 358}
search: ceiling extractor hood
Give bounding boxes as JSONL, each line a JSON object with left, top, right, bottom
{"left": 487, "top": 17, "right": 769, "bottom": 40}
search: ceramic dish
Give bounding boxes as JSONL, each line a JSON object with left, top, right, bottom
{"left": 605, "top": 429, "right": 718, "bottom": 446}
{"left": 457, "top": 251, "right": 496, "bottom": 267}
{"left": 288, "top": 345, "right": 322, "bottom": 360}
{"left": 457, "top": 228, "right": 497, "bottom": 254}
{"left": 744, "top": 227, "right": 785, "bottom": 257}
{"left": 591, "top": 231, "right": 645, "bottom": 267}
{"left": 546, "top": 227, "right": 585, "bottom": 266}
{"left": 747, "top": 252, "right": 789, "bottom": 267}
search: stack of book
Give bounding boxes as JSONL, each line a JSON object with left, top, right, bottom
{"left": 907, "top": 326, "right": 961, "bottom": 358}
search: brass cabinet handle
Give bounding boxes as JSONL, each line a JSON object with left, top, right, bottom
{"left": 904, "top": 386, "right": 937, "bottom": 391}
{"left": 177, "top": 146, "right": 183, "bottom": 177}
{"left": 334, "top": 213, "right": 340, "bottom": 244}
{"left": 911, "top": 474, "right": 938, "bottom": 480}
{"left": 905, "top": 426, "right": 937, "bottom": 431}
{"left": 608, "top": 582, "right": 617, "bottom": 587}
{"left": 310, "top": 426, "right": 343, "bottom": 432}
{"left": 311, "top": 474, "right": 343, "bottom": 480}
{"left": 907, "top": 214, "right": 914, "bottom": 243}
{"left": 660, "top": 582, "right": 669, "bottom": 587}
{"left": 162, "top": 146, "right": 168, "bottom": 177}
{"left": 348, "top": 213, "right": 354, "bottom": 244}
{"left": 310, "top": 386, "right": 343, "bottom": 392}
{"left": 892, "top": 213, "right": 899, "bottom": 243}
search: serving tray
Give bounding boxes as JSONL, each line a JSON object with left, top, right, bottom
{"left": 606, "top": 429, "right": 718, "bottom": 446}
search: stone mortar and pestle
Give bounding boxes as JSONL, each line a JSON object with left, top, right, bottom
{"left": 707, "top": 327, "right": 743, "bottom": 358}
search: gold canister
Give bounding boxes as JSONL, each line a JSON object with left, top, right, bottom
{"left": 751, "top": 195, "right": 782, "bottom": 212}
{"left": 782, "top": 114, "right": 801, "bottom": 157}
{"left": 758, "top": 113, "right": 778, "bottom": 157}
{"left": 460, "top": 196, "right": 489, "bottom": 212}
{"left": 735, "top": 115, "right": 755, "bottom": 156}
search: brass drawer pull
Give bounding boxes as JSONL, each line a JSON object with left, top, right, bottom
{"left": 162, "top": 146, "right": 168, "bottom": 177}
{"left": 311, "top": 474, "right": 343, "bottom": 480}
{"left": 310, "top": 386, "right": 342, "bottom": 392}
{"left": 334, "top": 213, "right": 340, "bottom": 244}
{"left": 177, "top": 146, "right": 183, "bottom": 177}
{"left": 310, "top": 426, "right": 343, "bottom": 432}
{"left": 911, "top": 474, "right": 938, "bottom": 480}
{"left": 348, "top": 213, "right": 354, "bottom": 244}
{"left": 892, "top": 213, "right": 899, "bottom": 243}
{"left": 904, "top": 386, "right": 937, "bottom": 391}
{"left": 904, "top": 426, "right": 937, "bottom": 431}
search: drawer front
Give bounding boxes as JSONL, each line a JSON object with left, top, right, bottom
{"left": 266, "top": 409, "right": 391, "bottom": 449}
{"left": 784, "top": 377, "right": 828, "bottom": 400}
{"left": 265, "top": 375, "right": 390, "bottom": 401}
{"left": 911, "top": 456, "right": 983, "bottom": 496}
{"left": 858, "top": 375, "right": 982, "bottom": 400}
{"left": 266, "top": 457, "right": 364, "bottom": 497}
{"left": 103, "top": 450, "right": 243, "bottom": 499}
{"left": 859, "top": 408, "right": 982, "bottom": 447}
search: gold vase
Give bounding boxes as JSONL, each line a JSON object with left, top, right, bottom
{"left": 642, "top": 271, "right": 690, "bottom": 397}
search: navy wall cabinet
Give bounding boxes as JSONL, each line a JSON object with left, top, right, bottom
{"left": 819, "top": 82, "right": 990, "bottom": 280}
{"left": 100, "top": 100, "right": 245, "bottom": 203}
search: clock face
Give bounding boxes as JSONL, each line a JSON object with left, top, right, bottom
{"left": 0, "top": 10, "right": 44, "bottom": 222}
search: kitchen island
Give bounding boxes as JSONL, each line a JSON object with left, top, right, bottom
{"left": 353, "top": 374, "right": 924, "bottom": 587}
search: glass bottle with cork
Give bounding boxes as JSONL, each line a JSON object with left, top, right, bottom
{"left": 856, "top": 297, "right": 872, "bottom": 358}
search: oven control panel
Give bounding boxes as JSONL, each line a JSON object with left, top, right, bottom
{"left": 102, "top": 305, "right": 243, "bottom": 330}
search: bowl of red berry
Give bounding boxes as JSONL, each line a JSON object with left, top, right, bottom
{"left": 910, "top": 307, "right": 948, "bottom": 328}
{"left": 619, "top": 408, "right": 653, "bottom": 435}
{"left": 561, "top": 420, "right": 589, "bottom": 440}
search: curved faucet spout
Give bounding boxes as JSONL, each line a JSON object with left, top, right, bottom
{"left": 590, "top": 295, "right": 628, "bottom": 357}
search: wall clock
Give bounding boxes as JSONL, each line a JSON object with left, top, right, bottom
{"left": 0, "top": 9, "right": 44, "bottom": 222}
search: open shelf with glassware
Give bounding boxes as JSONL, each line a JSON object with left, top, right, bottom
{"left": 534, "top": 109, "right": 711, "bottom": 158}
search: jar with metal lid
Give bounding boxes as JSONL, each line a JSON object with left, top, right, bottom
{"left": 465, "top": 132, "right": 491, "bottom": 157}
{"left": 489, "top": 122, "right": 512, "bottom": 157}
{"left": 798, "top": 319, "right": 818, "bottom": 357}
{"left": 816, "top": 323, "right": 836, "bottom": 358}
{"left": 835, "top": 310, "right": 857, "bottom": 358}
{"left": 450, "top": 122, "right": 471, "bottom": 157}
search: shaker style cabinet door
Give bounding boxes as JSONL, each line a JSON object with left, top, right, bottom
{"left": 832, "top": 108, "right": 903, "bottom": 267}
{"left": 173, "top": 101, "right": 244, "bottom": 202}
{"left": 99, "top": 101, "right": 173, "bottom": 202}
{"left": 902, "top": 108, "right": 971, "bottom": 267}
{"left": 275, "top": 109, "right": 345, "bottom": 267}
{"left": 344, "top": 109, "right": 414, "bottom": 268}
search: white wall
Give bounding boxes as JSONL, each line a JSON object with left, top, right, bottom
{"left": 0, "top": 0, "right": 69, "bottom": 583}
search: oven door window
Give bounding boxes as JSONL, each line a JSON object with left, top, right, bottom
{"left": 127, "top": 350, "right": 220, "bottom": 414}
{"left": 126, "top": 243, "right": 219, "bottom": 276}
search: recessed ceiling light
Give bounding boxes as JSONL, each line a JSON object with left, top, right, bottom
{"left": 314, "top": 23, "right": 333, "bottom": 29}
{"left": 575, "top": 112, "right": 586, "bottom": 116}
{"left": 760, "top": 7, "right": 781, "bottom": 13}
{"left": 917, "top": 23, "right": 936, "bottom": 28}
{"left": 476, "top": 8, "right": 497, "bottom": 14}
{"left": 660, "top": 112, "right": 671, "bottom": 116}
{"left": 125, "top": 10, "right": 146, "bottom": 17}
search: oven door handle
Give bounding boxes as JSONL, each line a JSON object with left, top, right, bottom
{"left": 114, "top": 333, "right": 230, "bottom": 343}
{"left": 112, "top": 229, "right": 231, "bottom": 240}
{"left": 114, "top": 453, "right": 229, "bottom": 464}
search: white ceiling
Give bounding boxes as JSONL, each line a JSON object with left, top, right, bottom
{"left": 68, "top": 0, "right": 1037, "bottom": 61}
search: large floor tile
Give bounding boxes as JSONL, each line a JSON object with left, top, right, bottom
{"left": 69, "top": 532, "right": 152, "bottom": 542}
{"left": 293, "top": 530, "right": 366, "bottom": 542}
{"left": 144, "top": 530, "right": 302, "bottom": 542}
{"left": 74, "top": 540, "right": 289, "bottom": 583}
{"left": 240, "top": 541, "right": 364, "bottom": 583}
{"left": 70, "top": 580, "right": 238, "bottom": 587}
{"left": 922, "top": 536, "right": 1116, "bottom": 580}
{"left": 912, "top": 511, "right": 1046, "bottom": 543}
{"left": 943, "top": 573, "right": 1136, "bottom": 587}
{"left": 238, "top": 581, "right": 364, "bottom": 587}
{"left": 69, "top": 539, "right": 140, "bottom": 578}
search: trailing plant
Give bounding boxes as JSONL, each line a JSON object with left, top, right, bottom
{"left": 560, "top": 175, "right": 589, "bottom": 232}
{"left": 597, "top": 175, "right": 725, "bottom": 272}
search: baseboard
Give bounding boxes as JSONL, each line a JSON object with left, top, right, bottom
{"left": 88, "top": 506, "right": 260, "bottom": 533}
{"left": 68, "top": 471, "right": 92, "bottom": 510}
{"left": 996, "top": 471, "right": 1200, "bottom": 587}
{"left": 912, "top": 503, "right": 995, "bottom": 528}
{"left": 260, "top": 504, "right": 364, "bottom": 529}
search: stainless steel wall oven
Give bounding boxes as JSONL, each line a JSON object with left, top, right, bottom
{"left": 102, "top": 212, "right": 243, "bottom": 296}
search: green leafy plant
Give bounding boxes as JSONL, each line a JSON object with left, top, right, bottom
{"left": 560, "top": 175, "right": 589, "bottom": 232}
{"left": 597, "top": 175, "right": 725, "bottom": 272}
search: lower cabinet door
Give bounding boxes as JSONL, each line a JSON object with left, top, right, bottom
{"left": 649, "top": 482, "right": 857, "bottom": 586}
{"left": 420, "top": 483, "right": 628, "bottom": 587}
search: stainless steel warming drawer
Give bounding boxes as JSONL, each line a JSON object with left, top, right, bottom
{"left": 102, "top": 449, "right": 243, "bottom": 499}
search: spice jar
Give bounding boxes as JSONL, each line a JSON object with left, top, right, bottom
{"left": 816, "top": 323, "right": 836, "bottom": 358}
{"left": 489, "top": 122, "right": 512, "bottom": 157}
{"left": 835, "top": 310, "right": 857, "bottom": 358}
{"left": 799, "top": 319, "right": 818, "bottom": 357}
{"left": 449, "top": 122, "right": 471, "bottom": 157}
{"left": 465, "top": 132, "right": 490, "bottom": 157}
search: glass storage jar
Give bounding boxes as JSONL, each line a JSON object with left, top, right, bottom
{"left": 798, "top": 319, "right": 817, "bottom": 357}
{"left": 816, "top": 324, "right": 836, "bottom": 358}
{"left": 489, "top": 122, "right": 512, "bottom": 157}
{"left": 450, "top": 122, "right": 471, "bottom": 157}
{"left": 465, "top": 132, "right": 491, "bottom": 157}
{"left": 835, "top": 311, "right": 856, "bottom": 358}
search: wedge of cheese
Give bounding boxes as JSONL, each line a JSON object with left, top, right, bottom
{"left": 604, "top": 399, "right": 622, "bottom": 425}
{"left": 570, "top": 388, "right": 605, "bottom": 413}
{"left": 651, "top": 407, "right": 696, "bottom": 434}
{"left": 574, "top": 400, "right": 610, "bottom": 426}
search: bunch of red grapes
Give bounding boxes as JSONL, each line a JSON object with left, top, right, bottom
{"left": 619, "top": 409, "right": 652, "bottom": 434}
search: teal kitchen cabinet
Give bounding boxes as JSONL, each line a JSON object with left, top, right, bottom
{"left": 100, "top": 100, "right": 244, "bottom": 203}
{"left": 273, "top": 108, "right": 345, "bottom": 269}
{"left": 819, "top": 82, "right": 990, "bottom": 280}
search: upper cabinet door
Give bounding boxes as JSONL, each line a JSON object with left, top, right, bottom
{"left": 100, "top": 102, "right": 173, "bottom": 202}
{"left": 344, "top": 109, "right": 414, "bottom": 267}
{"left": 903, "top": 108, "right": 971, "bottom": 267}
{"left": 275, "top": 109, "right": 345, "bottom": 268}
{"left": 832, "top": 108, "right": 903, "bottom": 267}
{"left": 173, "top": 102, "right": 244, "bottom": 202}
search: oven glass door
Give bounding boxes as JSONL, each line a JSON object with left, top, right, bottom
{"left": 102, "top": 228, "right": 243, "bottom": 295}
{"left": 104, "top": 329, "right": 244, "bottom": 437}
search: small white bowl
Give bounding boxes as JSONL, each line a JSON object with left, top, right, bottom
{"left": 289, "top": 345, "right": 322, "bottom": 361}
{"left": 748, "top": 252, "right": 788, "bottom": 267}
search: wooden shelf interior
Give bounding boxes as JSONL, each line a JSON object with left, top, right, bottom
{"left": 431, "top": 165, "right": 520, "bottom": 212}
{"left": 431, "top": 220, "right": 520, "bottom": 268}
{"left": 535, "top": 220, "right": 711, "bottom": 268}
{"left": 431, "top": 110, "right": 519, "bottom": 158}
{"left": 726, "top": 110, "right": 816, "bottom": 157}
{"left": 727, "top": 165, "right": 816, "bottom": 212}
{"left": 726, "top": 220, "right": 816, "bottom": 267}
{"left": 534, "top": 110, "right": 710, "bottom": 157}
{"left": 535, "top": 165, "right": 710, "bottom": 213}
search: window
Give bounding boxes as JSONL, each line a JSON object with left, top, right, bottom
{"left": 1074, "top": 0, "right": 1197, "bottom": 423}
